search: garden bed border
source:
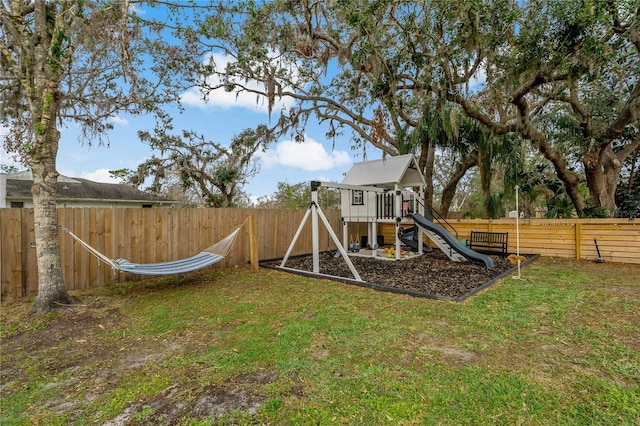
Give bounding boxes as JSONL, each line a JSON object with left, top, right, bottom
{"left": 260, "top": 252, "right": 540, "bottom": 301}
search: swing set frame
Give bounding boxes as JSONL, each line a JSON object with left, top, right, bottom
{"left": 280, "top": 180, "right": 427, "bottom": 281}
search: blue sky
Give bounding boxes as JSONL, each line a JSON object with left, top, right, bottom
{"left": 0, "top": 50, "right": 375, "bottom": 203}
{"left": 63, "top": 83, "right": 365, "bottom": 200}
{"left": 0, "top": 4, "right": 491, "bottom": 203}
{"left": 0, "top": 4, "right": 380, "bottom": 204}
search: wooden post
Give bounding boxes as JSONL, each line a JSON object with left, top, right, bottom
{"left": 311, "top": 187, "right": 320, "bottom": 273}
{"left": 248, "top": 214, "right": 259, "bottom": 271}
{"left": 394, "top": 186, "right": 401, "bottom": 260}
{"left": 575, "top": 222, "right": 582, "bottom": 261}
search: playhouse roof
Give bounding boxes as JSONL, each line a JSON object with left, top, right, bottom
{"left": 341, "top": 154, "right": 426, "bottom": 189}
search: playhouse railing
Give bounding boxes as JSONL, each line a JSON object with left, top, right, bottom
{"left": 375, "top": 193, "right": 395, "bottom": 219}
{"left": 374, "top": 192, "right": 458, "bottom": 240}
{"left": 374, "top": 191, "right": 418, "bottom": 220}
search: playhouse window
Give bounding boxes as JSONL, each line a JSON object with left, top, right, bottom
{"left": 352, "top": 190, "right": 364, "bottom": 205}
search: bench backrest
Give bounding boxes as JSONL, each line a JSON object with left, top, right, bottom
{"left": 470, "top": 231, "right": 508, "bottom": 243}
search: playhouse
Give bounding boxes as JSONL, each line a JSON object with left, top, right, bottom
{"left": 338, "top": 154, "right": 428, "bottom": 259}
{"left": 280, "top": 154, "right": 493, "bottom": 282}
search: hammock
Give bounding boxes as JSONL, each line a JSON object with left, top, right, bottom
{"left": 61, "top": 219, "right": 246, "bottom": 276}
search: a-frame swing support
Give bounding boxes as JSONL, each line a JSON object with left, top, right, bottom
{"left": 280, "top": 181, "right": 363, "bottom": 282}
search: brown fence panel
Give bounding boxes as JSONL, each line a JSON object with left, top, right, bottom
{"left": 1, "top": 209, "right": 23, "bottom": 301}
{"left": 448, "top": 218, "right": 640, "bottom": 263}
{"left": 2, "top": 209, "right": 637, "bottom": 301}
{"left": 381, "top": 218, "right": 639, "bottom": 263}
{"left": 579, "top": 221, "right": 640, "bottom": 264}
{"left": 515, "top": 220, "right": 577, "bottom": 258}
{"left": 0, "top": 207, "right": 343, "bottom": 300}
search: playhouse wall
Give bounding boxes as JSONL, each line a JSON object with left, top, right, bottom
{"left": 340, "top": 190, "right": 378, "bottom": 222}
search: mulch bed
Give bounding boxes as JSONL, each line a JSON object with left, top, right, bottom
{"left": 262, "top": 249, "right": 534, "bottom": 301}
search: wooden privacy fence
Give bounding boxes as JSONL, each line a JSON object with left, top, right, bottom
{"left": 1, "top": 208, "right": 341, "bottom": 301}
{"left": 380, "top": 218, "right": 640, "bottom": 264}
{"left": 1, "top": 209, "right": 639, "bottom": 301}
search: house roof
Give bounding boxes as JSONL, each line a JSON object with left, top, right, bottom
{"left": 341, "top": 154, "right": 426, "bottom": 189}
{"left": 4, "top": 171, "right": 176, "bottom": 204}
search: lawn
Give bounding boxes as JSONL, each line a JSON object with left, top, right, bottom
{"left": 1, "top": 257, "right": 639, "bottom": 425}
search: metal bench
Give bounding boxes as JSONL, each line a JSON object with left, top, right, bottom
{"left": 467, "top": 231, "right": 508, "bottom": 254}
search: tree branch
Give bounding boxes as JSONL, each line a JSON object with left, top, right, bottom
{"left": 603, "top": 81, "right": 640, "bottom": 142}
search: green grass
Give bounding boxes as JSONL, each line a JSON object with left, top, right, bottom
{"left": 1, "top": 258, "right": 639, "bottom": 425}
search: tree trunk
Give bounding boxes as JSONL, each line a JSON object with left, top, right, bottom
{"left": 28, "top": 2, "right": 75, "bottom": 314}
{"left": 418, "top": 138, "right": 435, "bottom": 207}
{"left": 584, "top": 139, "right": 640, "bottom": 215}
{"left": 440, "top": 154, "right": 478, "bottom": 217}
{"left": 528, "top": 128, "right": 586, "bottom": 216}
{"left": 629, "top": 145, "right": 639, "bottom": 193}
{"left": 583, "top": 145, "right": 621, "bottom": 214}
{"left": 477, "top": 151, "right": 493, "bottom": 218}
{"left": 29, "top": 133, "right": 75, "bottom": 315}
{"left": 522, "top": 196, "right": 532, "bottom": 218}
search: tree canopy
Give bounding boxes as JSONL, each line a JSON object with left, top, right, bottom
{"left": 255, "top": 181, "right": 341, "bottom": 210}
{"left": 130, "top": 124, "right": 272, "bottom": 207}
{"left": 1, "top": 0, "right": 202, "bottom": 313}
{"left": 189, "top": 0, "right": 639, "bottom": 216}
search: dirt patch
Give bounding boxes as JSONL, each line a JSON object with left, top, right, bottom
{"left": 2, "top": 306, "right": 124, "bottom": 353}
{"left": 1, "top": 303, "right": 280, "bottom": 425}
{"left": 410, "top": 333, "right": 480, "bottom": 365}
{"left": 1, "top": 307, "right": 128, "bottom": 394}
{"left": 265, "top": 249, "right": 521, "bottom": 299}
{"left": 419, "top": 346, "right": 479, "bottom": 364}
{"left": 102, "top": 369, "right": 277, "bottom": 426}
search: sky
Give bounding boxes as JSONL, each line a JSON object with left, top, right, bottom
{"left": 0, "top": 72, "right": 370, "bottom": 203}
{"left": 0, "top": 7, "right": 381, "bottom": 205}
{"left": 0, "top": 4, "right": 492, "bottom": 204}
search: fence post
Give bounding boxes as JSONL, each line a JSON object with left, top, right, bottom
{"left": 575, "top": 222, "right": 582, "bottom": 260}
{"left": 248, "top": 214, "right": 259, "bottom": 271}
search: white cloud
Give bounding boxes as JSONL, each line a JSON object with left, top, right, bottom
{"left": 129, "top": 3, "right": 145, "bottom": 15}
{"left": 79, "top": 168, "right": 122, "bottom": 183}
{"left": 258, "top": 136, "right": 351, "bottom": 172}
{"left": 466, "top": 63, "right": 487, "bottom": 93}
{"left": 109, "top": 116, "right": 129, "bottom": 126}
{"left": 181, "top": 51, "right": 296, "bottom": 114}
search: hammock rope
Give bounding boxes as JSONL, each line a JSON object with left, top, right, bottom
{"left": 61, "top": 217, "right": 248, "bottom": 276}
{"left": 63, "top": 228, "right": 121, "bottom": 270}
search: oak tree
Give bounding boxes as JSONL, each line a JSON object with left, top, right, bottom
{"left": 1, "top": 0, "right": 195, "bottom": 314}
{"left": 132, "top": 124, "right": 271, "bottom": 207}
{"left": 193, "top": 0, "right": 638, "bottom": 216}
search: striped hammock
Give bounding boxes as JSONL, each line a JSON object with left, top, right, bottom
{"left": 62, "top": 219, "right": 246, "bottom": 276}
